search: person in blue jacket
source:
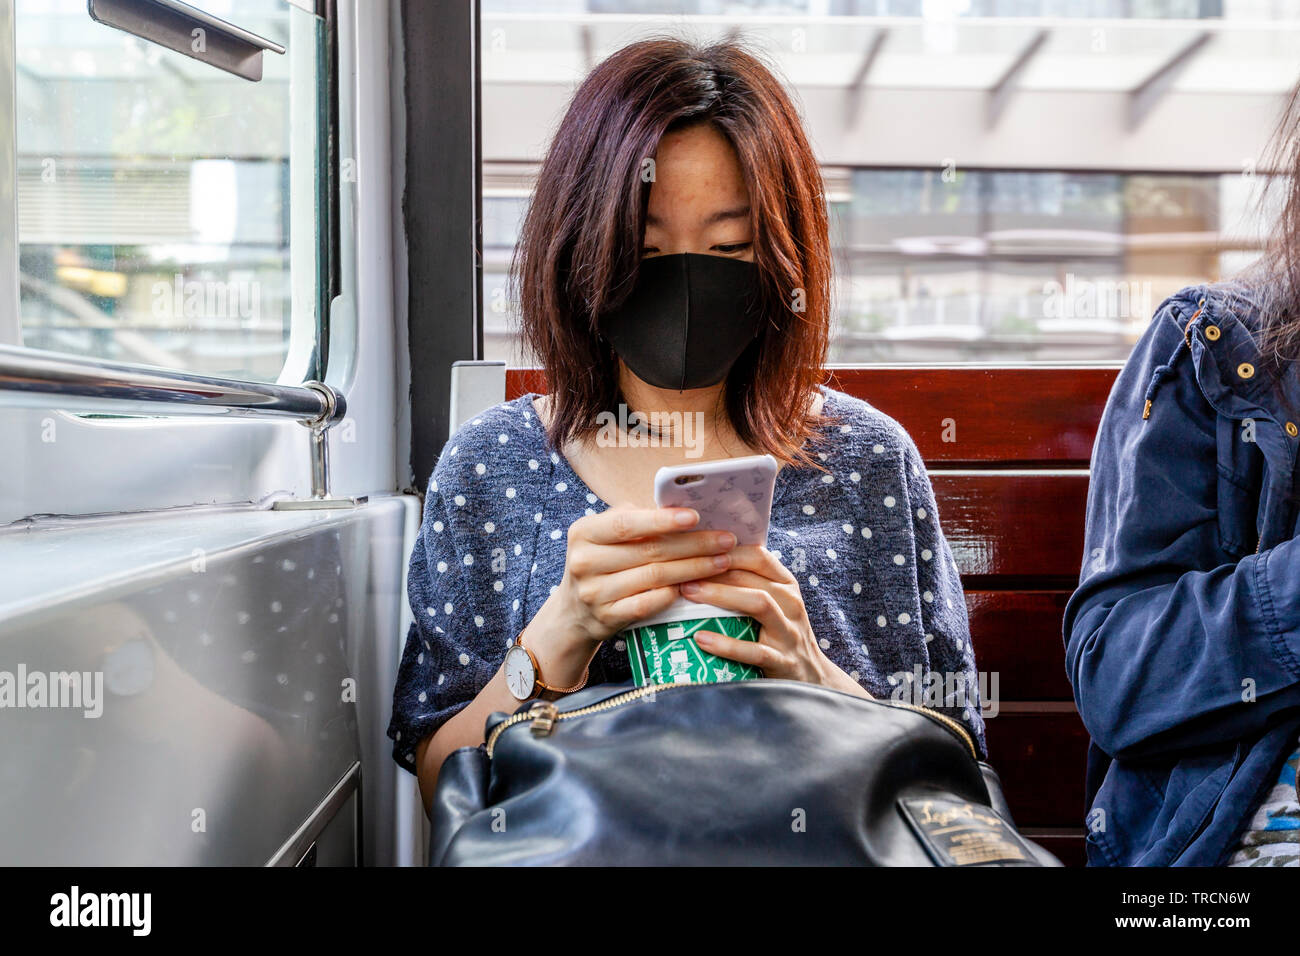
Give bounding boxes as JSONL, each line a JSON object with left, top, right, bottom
{"left": 1065, "top": 95, "right": 1300, "bottom": 866}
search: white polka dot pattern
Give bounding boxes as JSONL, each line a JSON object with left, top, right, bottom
{"left": 386, "top": 387, "right": 986, "bottom": 771}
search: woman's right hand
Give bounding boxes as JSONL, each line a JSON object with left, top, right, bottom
{"left": 418, "top": 506, "right": 736, "bottom": 811}
{"left": 557, "top": 506, "right": 736, "bottom": 645}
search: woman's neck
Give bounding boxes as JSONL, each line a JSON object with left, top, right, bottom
{"left": 615, "top": 371, "right": 736, "bottom": 448}
{"left": 531, "top": 370, "right": 826, "bottom": 467}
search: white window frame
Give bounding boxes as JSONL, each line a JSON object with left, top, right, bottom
{"left": 0, "top": 0, "right": 399, "bottom": 525}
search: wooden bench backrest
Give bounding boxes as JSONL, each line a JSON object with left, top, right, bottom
{"left": 507, "top": 366, "right": 1118, "bottom": 866}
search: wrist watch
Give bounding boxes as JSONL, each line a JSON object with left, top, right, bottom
{"left": 503, "top": 631, "right": 589, "bottom": 700}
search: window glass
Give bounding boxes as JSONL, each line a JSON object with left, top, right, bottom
{"left": 14, "top": 0, "right": 324, "bottom": 383}
{"left": 481, "top": 0, "right": 1287, "bottom": 365}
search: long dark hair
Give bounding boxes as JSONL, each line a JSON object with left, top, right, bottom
{"left": 510, "top": 37, "right": 838, "bottom": 470}
{"left": 1237, "top": 82, "right": 1300, "bottom": 366}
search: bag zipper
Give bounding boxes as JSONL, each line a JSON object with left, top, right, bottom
{"left": 484, "top": 681, "right": 978, "bottom": 761}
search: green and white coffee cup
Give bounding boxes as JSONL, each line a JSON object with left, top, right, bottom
{"left": 621, "top": 597, "right": 762, "bottom": 686}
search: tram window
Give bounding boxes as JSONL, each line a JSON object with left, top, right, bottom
{"left": 482, "top": 191, "right": 528, "bottom": 365}
{"left": 13, "top": 0, "right": 326, "bottom": 384}
{"left": 478, "top": 1, "right": 1283, "bottom": 367}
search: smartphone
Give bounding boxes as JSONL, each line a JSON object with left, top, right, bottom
{"left": 653, "top": 453, "right": 778, "bottom": 546}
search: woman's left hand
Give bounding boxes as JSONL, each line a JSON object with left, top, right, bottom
{"left": 678, "top": 545, "right": 834, "bottom": 686}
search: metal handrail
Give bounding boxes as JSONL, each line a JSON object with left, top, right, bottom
{"left": 0, "top": 344, "right": 360, "bottom": 507}
{"left": 0, "top": 344, "right": 340, "bottom": 424}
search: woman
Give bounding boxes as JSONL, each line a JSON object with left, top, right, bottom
{"left": 1064, "top": 90, "right": 1300, "bottom": 867}
{"left": 388, "top": 38, "right": 984, "bottom": 816}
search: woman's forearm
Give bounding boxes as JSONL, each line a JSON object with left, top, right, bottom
{"left": 415, "top": 664, "right": 521, "bottom": 817}
{"left": 416, "top": 594, "right": 601, "bottom": 816}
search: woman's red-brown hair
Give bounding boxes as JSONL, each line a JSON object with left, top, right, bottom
{"left": 511, "top": 36, "right": 838, "bottom": 470}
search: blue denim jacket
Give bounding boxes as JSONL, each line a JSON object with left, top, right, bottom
{"left": 1064, "top": 281, "right": 1300, "bottom": 866}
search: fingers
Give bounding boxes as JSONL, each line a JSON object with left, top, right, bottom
{"left": 694, "top": 630, "right": 777, "bottom": 673}
{"left": 575, "top": 505, "right": 699, "bottom": 545}
{"left": 600, "top": 586, "right": 682, "bottom": 633}
{"left": 560, "top": 506, "right": 738, "bottom": 639}
{"left": 724, "top": 545, "right": 797, "bottom": 584}
{"left": 686, "top": 568, "right": 801, "bottom": 617}
{"left": 570, "top": 528, "right": 737, "bottom": 576}
{"left": 580, "top": 552, "right": 733, "bottom": 607}
{"left": 678, "top": 577, "right": 784, "bottom": 629}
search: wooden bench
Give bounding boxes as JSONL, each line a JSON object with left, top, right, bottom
{"left": 507, "top": 366, "right": 1116, "bottom": 867}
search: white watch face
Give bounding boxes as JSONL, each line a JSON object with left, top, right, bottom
{"left": 504, "top": 645, "right": 535, "bottom": 700}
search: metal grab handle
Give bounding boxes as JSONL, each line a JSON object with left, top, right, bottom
{"left": 0, "top": 343, "right": 341, "bottom": 424}
{"left": 0, "top": 343, "right": 361, "bottom": 508}
{"left": 87, "top": 0, "right": 287, "bottom": 82}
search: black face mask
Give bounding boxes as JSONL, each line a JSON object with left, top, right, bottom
{"left": 599, "top": 252, "right": 762, "bottom": 391}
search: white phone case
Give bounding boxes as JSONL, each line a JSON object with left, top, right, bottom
{"left": 653, "top": 453, "right": 778, "bottom": 546}
{"left": 624, "top": 454, "right": 779, "bottom": 629}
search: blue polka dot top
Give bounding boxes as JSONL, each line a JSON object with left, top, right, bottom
{"left": 387, "top": 384, "right": 987, "bottom": 770}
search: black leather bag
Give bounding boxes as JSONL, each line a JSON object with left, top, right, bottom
{"left": 429, "top": 679, "right": 1062, "bottom": 866}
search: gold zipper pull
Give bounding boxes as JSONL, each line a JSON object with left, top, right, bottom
{"left": 528, "top": 700, "right": 559, "bottom": 737}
